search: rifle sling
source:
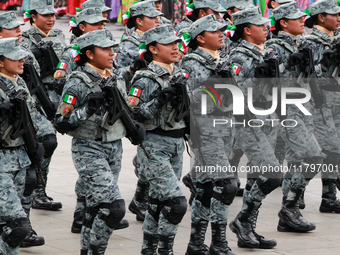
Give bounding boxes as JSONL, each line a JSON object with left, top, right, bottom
{"left": 0, "top": 82, "right": 9, "bottom": 93}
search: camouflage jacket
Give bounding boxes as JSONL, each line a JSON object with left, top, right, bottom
{"left": 128, "top": 62, "right": 186, "bottom": 131}
{"left": 175, "top": 17, "right": 192, "bottom": 33}
{"left": 56, "top": 64, "right": 126, "bottom": 142}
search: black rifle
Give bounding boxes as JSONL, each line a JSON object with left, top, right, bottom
{"left": 2, "top": 89, "right": 46, "bottom": 188}
{"left": 99, "top": 76, "right": 151, "bottom": 159}
{"left": 21, "top": 56, "right": 57, "bottom": 120}
{"left": 331, "top": 37, "right": 340, "bottom": 78}
{"left": 263, "top": 51, "right": 280, "bottom": 95}
{"left": 31, "top": 41, "right": 60, "bottom": 79}
{"left": 298, "top": 41, "right": 326, "bottom": 125}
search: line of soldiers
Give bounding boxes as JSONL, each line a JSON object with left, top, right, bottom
{"left": 1, "top": 0, "right": 340, "bottom": 255}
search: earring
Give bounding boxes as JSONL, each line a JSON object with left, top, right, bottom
{"left": 202, "top": 41, "right": 205, "bottom": 43}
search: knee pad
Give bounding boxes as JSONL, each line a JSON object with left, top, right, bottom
{"left": 162, "top": 196, "right": 187, "bottom": 225}
{"left": 213, "top": 179, "right": 238, "bottom": 205}
{"left": 148, "top": 198, "right": 163, "bottom": 222}
{"left": 98, "top": 199, "right": 125, "bottom": 229}
{"left": 42, "top": 134, "right": 58, "bottom": 158}
{"left": 1, "top": 218, "right": 30, "bottom": 248}
{"left": 196, "top": 182, "right": 214, "bottom": 208}
{"left": 256, "top": 177, "right": 281, "bottom": 195}
{"left": 23, "top": 167, "right": 37, "bottom": 196}
{"left": 135, "top": 181, "right": 149, "bottom": 202}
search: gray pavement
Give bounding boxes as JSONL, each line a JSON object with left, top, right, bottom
{"left": 9, "top": 12, "right": 340, "bottom": 255}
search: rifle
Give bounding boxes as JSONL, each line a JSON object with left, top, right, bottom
{"left": 2, "top": 89, "right": 46, "bottom": 188}
{"left": 331, "top": 37, "right": 340, "bottom": 78}
{"left": 262, "top": 51, "right": 280, "bottom": 96}
{"left": 31, "top": 41, "right": 60, "bottom": 79}
{"left": 298, "top": 41, "right": 326, "bottom": 125}
{"left": 99, "top": 76, "right": 151, "bottom": 159}
{"left": 21, "top": 56, "right": 57, "bottom": 120}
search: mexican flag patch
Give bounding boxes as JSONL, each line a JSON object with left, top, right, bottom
{"left": 57, "top": 62, "right": 68, "bottom": 70}
{"left": 130, "top": 88, "right": 142, "bottom": 97}
{"left": 232, "top": 64, "right": 241, "bottom": 74}
{"left": 63, "top": 94, "right": 77, "bottom": 105}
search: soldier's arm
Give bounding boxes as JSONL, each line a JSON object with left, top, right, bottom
{"left": 229, "top": 53, "right": 253, "bottom": 97}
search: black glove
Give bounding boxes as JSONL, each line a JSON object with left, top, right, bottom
{"left": 42, "top": 134, "right": 58, "bottom": 158}
{"left": 86, "top": 91, "right": 106, "bottom": 116}
{"left": 254, "top": 63, "right": 271, "bottom": 78}
{"left": 284, "top": 52, "right": 304, "bottom": 69}
{"left": 321, "top": 49, "right": 335, "bottom": 69}
{"left": 336, "top": 177, "right": 340, "bottom": 191}
{"left": 0, "top": 102, "right": 13, "bottom": 121}
{"left": 130, "top": 58, "right": 147, "bottom": 74}
{"left": 53, "top": 78, "right": 66, "bottom": 95}
{"left": 155, "top": 87, "right": 177, "bottom": 108}
{"left": 129, "top": 122, "right": 146, "bottom": 145}
{"left": 34, "top": 142, "right": 45, "bottom": 162}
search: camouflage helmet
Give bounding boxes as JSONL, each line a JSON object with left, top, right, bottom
{"left": 224, "top": 0, "right": 254, "bottom": 10}
{"left": 188, "top": 14, "right": 228, "bottom": 39}
{"left": 232, "top": 7, "right": 269, "bottom": 26}
{"left": 273, "top": 2, "right": 307, "bottom": 21}
{"left": 130, "top": 1, "right": 163, "bottom": 18}
{"left": 76, "top": 7, "right": 109, "bottom": 25}
{"left": 30, "top": 0, "right": 58, "bottom": 15}
{"left": 0, "top": 11, "right": 24, "bottom": 29}
{"left": 81, "top": 0, "right": 112, "bottom": 13}
{"left": 310, "top": 0, "right": 340, "bottom": 16}
{"left": 78, "top": 29, "right": 118, "bottom": 50}
{"left": 143, "top": 24, "right": 181, "bottom": 45}
{"left": 0, "top": 38, "right": 29, "bottom": 60}
{"left": 194, "top": 0, "right": 226, "bottom": 13}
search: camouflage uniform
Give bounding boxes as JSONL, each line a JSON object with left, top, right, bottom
{"left": 55, "top": 30, "right": 127, "bottom": 255}
{"left": 0, "top": 38, "right": 50, "bottom": 255}
{"left": 128, "top": 25, "right": 187, "bottom": 255}
{"left": 228, "top": 7, "right": 281, "bottom": 249}
{"left": 303, "top": 0, "right": 340, "bottom": 213}
{"left": 180, "top": 15, "right": 238, "bottom": 255}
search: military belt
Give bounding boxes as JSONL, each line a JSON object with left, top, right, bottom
{"left": 320, "top": 85, "right": 340, "bottom": 92}
{"left": 148, "top": 128, "right": 185, "bottom": 138}
{"left": 253, "top": 101, "right": 273, "bottom": 109}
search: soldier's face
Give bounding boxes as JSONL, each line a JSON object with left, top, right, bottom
{"left": 150, "top": 41, "right": 179, "bottom": 64}
{"left": 200, "top": 9, "right": 221, "bottom": 21}
{"left": 87, "top": 46, "right": 114, "bottom": 69}
{"left": 0, "top": 58, "right": 25, "bottom": 76}
{"left": 81, "top": 21, "right": 105, "bottom": 34}
{"left": 137, "top": 16, "right": 159, "bottom": 32}
{"left": 155, "top": 1, "right": 162, "bottom": 12}
{"left": 283, "top": 17, "right": 305, "bottom": 36}
{"left": 0, "top": 26, "right": 22, "bottom": 43}
{"left": 33, "top": 13, "right": 56, "bottom": 33}
{"left": 320, "top": 13, "right": 340, "bottom": 32}
{"left": 197, "top": 30, "right": 223, "bottom": 51}
{"left": 244, "top": 24, "right": 267, "bottom": 44}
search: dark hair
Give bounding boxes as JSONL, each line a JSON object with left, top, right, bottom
{"left": 305, "top": 12, "right": 328, "bottom": 28}
{"left": 126, "top": 15, "right": 145, "bottom": 29}
{"left": 29, "top": 10, "right": 38, "bottom": 25}
{"left": 187, "top": 8, "right": 210, "bottom": 22}
{"left": 188, "top": 31, "right": 205, "bottom": 50}
{"left": 0, "top": 27, "right": 2, "bottom": 32}
{"left": 72, "top": 21, "right": 86, "bottom": 37}
{"left": 76, "top": 45, "right": 96, "bottom": 66}
{"left": 223, "top": 7, "right": 236, "bottom": 21}
{"left": 267, "top": 0, "right": 274, "bottom": 9}
{"left": 143, "top": 41, "right": 157, "bottom": 63}
{"left": 0, "top": 55, "right": 5, "bottom": 61}
{"left": 271, "top": 18, "right": 289, "bottom": 36}
{"left": 230, "top": 22, "right": 251, "bottom": 42}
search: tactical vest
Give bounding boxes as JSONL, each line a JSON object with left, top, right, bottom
{"left": 131, "top": 69, "right": 186, "bottom": 131}
{"left": 66, "top": 71, "right": 126, "bottom": 142}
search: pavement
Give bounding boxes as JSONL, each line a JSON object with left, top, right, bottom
{"left": 7, "top": 11, "right": 340, "bottom": 255}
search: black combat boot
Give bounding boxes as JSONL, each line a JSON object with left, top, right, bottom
{"left": 320, "top": 179, "right": 340, "bottom": 213}
{"left": 278, "top": 188, "right": 315, "bottom": 232}
{"left": 237, "top": 202, "right": 277, "bottom": 249}
{"left": 129, "top": 181, "right": 149, "bottom": 221}
{"left": 32, "top": 193, "right": 62, "bottom": 210}
{"left": 210, "top": 223, "right": 235, "bottom": 255}
{"left": 336, "top": 177, "right": 340, "bottom": 191}
{"left": 299, "top": 189, "right": 305, "bottom": 209}
{"left": 88, "top": 244, "right": 105, "bottom": 255}
{"left": 185, "top": 221, "right": 209, "bottom": 255}
{"left": 72, "top": 196, "right": 86, "bottom": 233}
{"left": 158, "top": 235, "right": 175, "bottom": 255}
{"left": 182, "top": 173, "right": 196, "bottom": 205}
{"left": 229, "top": 201, "right": 260, "bottom": 248}
{"left": 141, "top": 233, "right": 158, "bottom": 255}
{"left": 20, "top": 229, "right": 45, "bottom": 247}
{"left": 80, "top": 249, "right": 88, "bottom": 255}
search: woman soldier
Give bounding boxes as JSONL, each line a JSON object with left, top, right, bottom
{"left": 0, "top": 37, "right": 52, "bottom": 255}
{"left": 128, "top": 24, "right": 187, "bottom": 255}
{"left": 227, "top": 7, "right": 280, "bottom": 249}
{"left": 180, "top": 14, "right": 238, "bottom": 255}
{"left": 21, "top": 0, "right": 65, "bottom": 213}
{"left": 55, "top": 29, "right": 138, "bottom": 255}
{"left": 301, "top": 0, "right": 340, "bottom": 213}
{"left": 265, "top": 2, "right": 324, "bottom": 233}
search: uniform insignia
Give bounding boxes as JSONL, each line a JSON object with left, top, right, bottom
{"left": 114, "top": 53, "right": 118, "bottom": 58}
{"left": 60, "top": 103, "right": 74, "bottom": 116}
{"left": 231, "top": 64, "right": 241, "bottom": 74}
{"left": 129, "top": 87, "right": 142, "bottom": 97}
{"left": 127, "top": 96, "right": 139, "bottom": 107}
{"left": 54, "top": 69, "right": 66, "bottom": 79}
{"left": 57, "top": 62, "right": 68, "bottom": 70}
{"left": 63, "top": 94, "right": 77, "bottom": 105}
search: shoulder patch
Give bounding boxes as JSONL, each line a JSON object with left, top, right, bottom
{"left": 21, "top": 43, "right": 29, "bottom": 50}
{"left": 127, "top": 96, "right": 139, "bottom": 107}
{"left": 60, "top": 103, "right": 74, "bottom": 116}
{"left": 181, "top": 65, "right": 192, "bottom": 75}
{"left": 54, "top": 69, "right": 66, "bottom": 79}
{"left": 129, "top": 87, "right": 142, "bottom": 97}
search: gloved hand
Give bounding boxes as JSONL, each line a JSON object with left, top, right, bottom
{"left": 130, "top": 58, "right": 147, "bottom": 74}
{"left": 53, "top": 78, "right": 66, "bottom": 96}
{"left": 86, "top": 91, "right": 106, "bottom": 116}
{"left": 284, "top": 52, "right": 304, "bottom": 69}
{"left": 129, "top": 122, "right": 146, "bottom": 145}
{"left": 254, "top": 63, "right": 271, "bottom": 78}
{"left": 42, "top": 134, "right": 58, "bottom": 158}
{"left": 34, "top": 142, "right": 45, "bottom": 162}
{"left": 155, "top": 87, "right": 177, "bottom": 108}
{"left": 321, "top": 49, "right": 335, "bottom": 69}
{"left": 0, "top": 102, "right": 13, "bottom": 121}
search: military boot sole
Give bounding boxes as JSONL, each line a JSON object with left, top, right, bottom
{"left": 278, "top": 211, "right": 316, "bottom": 232}
{"left": 319, "top": 205, "right": 340, "bottom": 213}
{"left": 20, "top": 236, "right": 45, "bottom": 247}
{"left": 71, "top": 222, "right": 82, "bottom": 233}
{"left": 238, "top": 239, "right": 276, "bottom": 249}
{"left": 128, "top": 200, "right": 145, "bottom": 221}
{"left": 185, "top": 243, "right": 209, "bottom": 255}
{"left": 209, "top": 245, "right": 235, "bottom": 255}
{"left": 114, "top": 219, "right": 129, "bottom": 230}
{"left": 32, "top": 197, "right": 62, "bottom": 211}
{"left": 229, "top": 220, "right": 259, "bottom": 248}
{"left": 277, "top": 220, "right": 310, "bottom": 233}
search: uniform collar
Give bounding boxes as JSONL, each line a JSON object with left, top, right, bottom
{"left": 32, "top": 23, "right": 51, "bottom": 37}
{"left": 148, "top": 61, "right": 177, "bottom": 77}
{"left": 152, "top": 61, "right": 174, "bottom": 75}
{"left": 312, "top": 27, "right": 333, "bottom": 42}
{"left": 278, "top": 32, "right": 298, "bottom": 46}
{"left": 86, "top": 63, "right": 112, "bottom": 78}
{"left": 0, "top": 73, "right": 18, "bottom": 83}
{"left": 194, "top": 47, "right": 218, "bottom": 63}
{"left": 240, "top": 40, "right": 263, "bottom": 53}
{"left": 131, "top": 29, "right": 143, "bottom": 40}
{"left": 315, "top": 25, "right": 334, "bottom": 38}
{"left": 198, "top": 47, "right": 220, "bottom": 62}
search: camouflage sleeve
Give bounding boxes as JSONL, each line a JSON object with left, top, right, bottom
{"left": 303, "top": 39, "right": 323, "bottom": 77}
{"left": 115, "top": 40, "right": 139, "bottom": 68}
{"left": 266, "top": 44, "right": 289, "bottom": 75}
